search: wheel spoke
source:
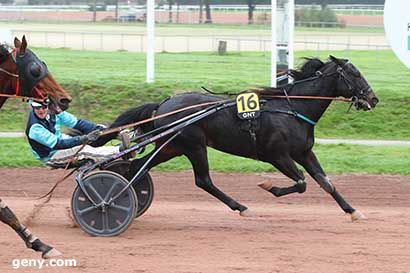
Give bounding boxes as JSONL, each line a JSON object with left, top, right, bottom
{"left": 103, "top": 182, "right": 117, "bottom": 202}
{"left": 111, "top": 204, "right": 131, "bottom": 212}
{"left": 88, "top": 183, "right": 104, "bottom": 203}
{"left": 102, "top": 211, "right": 109, "bottom": 231}
{"left": 78, "top": 205, "right": 95, "bottom": 216}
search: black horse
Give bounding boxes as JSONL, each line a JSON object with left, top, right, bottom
{"left": 95, "top": 56, "right": 379, "bottom": 221}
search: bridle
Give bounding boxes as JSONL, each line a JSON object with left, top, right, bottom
{"left": 335, "top": 64, "right": 372, "bottom": 101}
{"left": 270, "top": 60, "right": 373, "bottom": 105}
{"left": 0, "top": 47, "right": 48, "bottom": 103}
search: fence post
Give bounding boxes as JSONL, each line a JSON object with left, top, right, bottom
{"left": 120, "top": 34, "right": 124, "bottom": 51}
{"left": 100, "top": 33, "right": 103, "bottom": 50}
{"left": 186, "top": 36, "right": 190, "bottom": 52}
{"left": 81, "top": 33, "right": 85, "bottom": 50}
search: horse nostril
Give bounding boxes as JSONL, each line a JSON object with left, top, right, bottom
{"left": 371, "top": 97, "right": 379, "bottom": 106}
{"left": 59, "top": 98, "right": 71, "bottom": 106}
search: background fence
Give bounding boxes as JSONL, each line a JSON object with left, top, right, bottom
{"left": 11, "top": 30, "right": 390, "bottom": 54}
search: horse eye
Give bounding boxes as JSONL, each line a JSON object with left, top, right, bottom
{"left": 29, "top": 62, "right": 42, "bottom": 77}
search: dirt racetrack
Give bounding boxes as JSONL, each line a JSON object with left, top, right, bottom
{"left": 1, "top": 168, "right": 410, "bottom": 273}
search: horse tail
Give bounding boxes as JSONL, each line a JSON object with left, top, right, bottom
{"left": 110, "top": 102, "right": 159, "bottom": 132}
{"left": 91, "top": 103, "right": 159, "bottom": 147}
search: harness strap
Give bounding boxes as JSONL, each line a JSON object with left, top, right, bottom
{"left": 278, "top": 86, "right": 317, "bottom": 126}
{"left": 262, "top": 109, "right": 317, "bottom": 126}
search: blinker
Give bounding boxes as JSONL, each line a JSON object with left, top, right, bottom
{"left": 15, "top": 49, "right": 49, "bottom": 97}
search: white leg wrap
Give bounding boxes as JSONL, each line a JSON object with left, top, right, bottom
{"left": 21, "top": 227, "right": 37, "bottom": 243}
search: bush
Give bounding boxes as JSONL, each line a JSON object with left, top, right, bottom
{"left": 296, "top": 7, "right": 339, "bottom": 28}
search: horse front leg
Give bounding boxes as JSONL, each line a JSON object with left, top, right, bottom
{"left": 294, "top": 150, "right": 365, "bottom": 222}
{"left": 0, "top": 198, "right": 62, "bottom": 258}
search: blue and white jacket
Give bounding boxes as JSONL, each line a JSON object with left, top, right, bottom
{"left": 25, "top": 111, "right": 99, "bottom": 162}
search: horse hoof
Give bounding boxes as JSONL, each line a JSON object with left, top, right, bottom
{"left": 239, "top": 209, "right": 253, "bottom": 217}
{"left": 258, "top": 181, "right": 273, "bottom": 191}
{"left": 42, "top": 248, "right": 62, "bottom": 259}
{"left": 351, "top": 210, "right": 366, "bottom": 222}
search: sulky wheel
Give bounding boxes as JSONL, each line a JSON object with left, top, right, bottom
{"left": 71, "top": 171, "right": 137, "bottom": 237}
{"left": 102, "top": 160, "right": 154, "bottom": 218}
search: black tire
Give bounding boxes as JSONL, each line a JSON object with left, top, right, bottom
{"left": 102, "top": 160, "right": 154, "bottom": 218}
{"left": 71, "top": 171, "right": 137, "bottom": 237}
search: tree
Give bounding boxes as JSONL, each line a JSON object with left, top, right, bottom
{"left": 0, "top": 0, "right": 13, "bottom": 3}
{"left": 315, "top": 0, "right": 329, "bottom": 10}
{"left": 198, "top": 0, "right": 203, "bottom": 24}
{"left": 92, "top": 0, "right": 97, "bottom": 22}
{"left": 246, "top": 0, "right": 255, "bottom": 25}
{"left": 168, "top": 0, "right": 174, "bottom": 23}
{"left": 176, "top": 0, "right": 180, "bottom": 23}
{"left": 204, "top": 0, "right": 212, "bottom": 24}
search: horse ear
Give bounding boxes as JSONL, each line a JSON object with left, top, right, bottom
{"left": 20, "top": 35, "right": 28, "bottom": 55}
{"left": 329, "top": 55, "right": 338, "bottom": 62}
{"left": 14, "top": 37, "right": 21, "bottom": 48}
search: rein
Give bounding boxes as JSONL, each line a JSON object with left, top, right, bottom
{"left": 0, "top": 67, "right": 18, "bottom": 77}
{"left": 262, "top": 95, "right": 352, "bottom": 102}
{"left": 99, "top": 100, "right": 230, "bottom": 137}
{"left": 0, "top": 93, "right": 46, "bottom": 103}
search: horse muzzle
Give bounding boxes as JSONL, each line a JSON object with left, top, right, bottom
{"left": 48, "top": 97, "right": 71, "bottom": 113}
{"left": 58, "top": 97, "right": 71, "bottom": 111}
{"left": 355, "top": 88, "right": 379, "bottom": 111}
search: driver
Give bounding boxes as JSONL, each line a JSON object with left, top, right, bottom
{"left": 26, "top": 100, "right": 118, "bottom": 167}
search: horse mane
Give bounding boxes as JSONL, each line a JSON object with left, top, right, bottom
{"left": 251, "top": 57, "right": 327, "bottom": 97}
{"left": 0, "top": 44, "right": 10, "bottom": 63}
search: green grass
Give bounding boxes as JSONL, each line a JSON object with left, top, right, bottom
{"left": 1, "top": 138, "right": 409, "bottom": 175}
{"left": 1, "top": 49, "right": 409, "bottom": 141}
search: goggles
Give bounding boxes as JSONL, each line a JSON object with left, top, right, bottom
{"left": 29, "top": 99, "right": 49, "bottom": 109}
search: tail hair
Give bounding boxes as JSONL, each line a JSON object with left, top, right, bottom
{"left": 88, "top": 102, "right": 159, "bottom": 147}
{"left": 110, "top": 102, "right": 159, "bottom": 133}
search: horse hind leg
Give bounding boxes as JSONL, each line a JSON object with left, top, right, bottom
{"left": 184, "top": 147, "right": 251, "bottom": 217}
{"left": 0, "top": 198, "right": 62, "bottom": 259}
{"left": 258, "top": 156, "right": 307, "bottom": 197}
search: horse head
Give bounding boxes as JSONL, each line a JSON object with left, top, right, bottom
{"left": 0, "top": 36, "right": 71, "bottom": 113}
{"left": 327, "top": 55, "right": 379, "bottom": 111}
